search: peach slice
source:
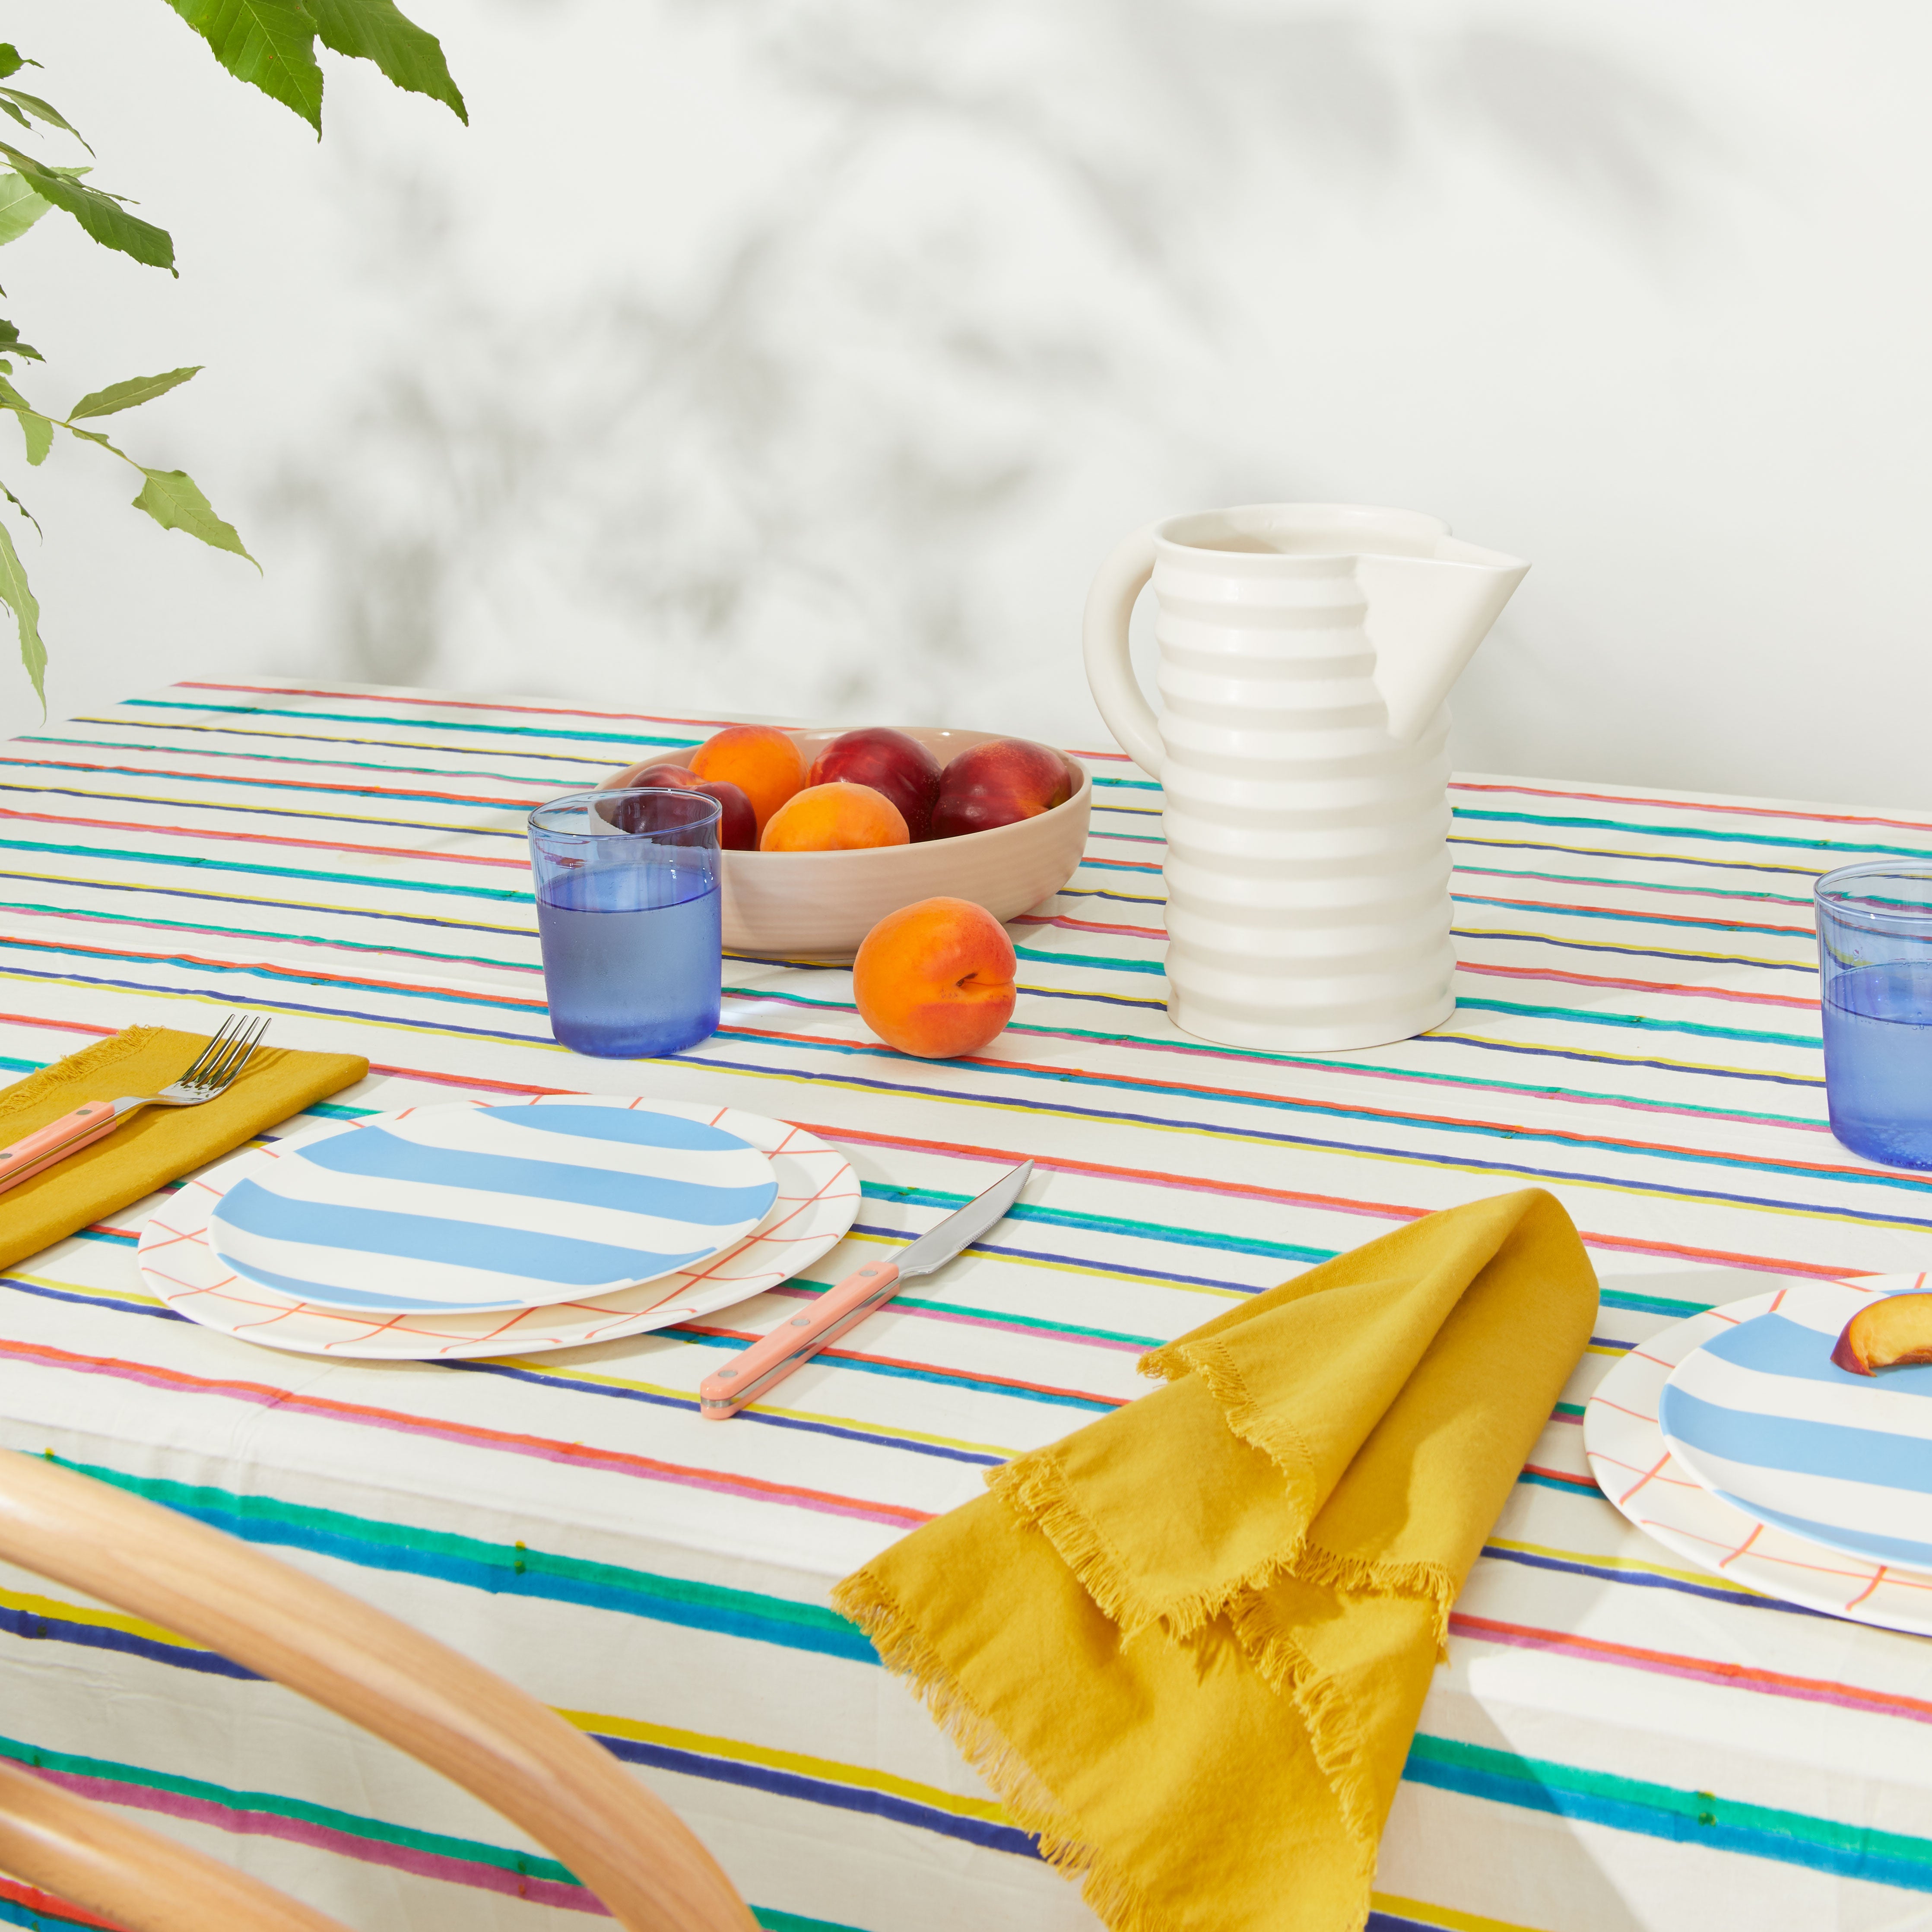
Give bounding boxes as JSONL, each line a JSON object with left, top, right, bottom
{"left": 1832, "top": 1293, "right": 1932, "bottom": 1375}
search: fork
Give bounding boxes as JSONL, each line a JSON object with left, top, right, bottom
{"left": 0, "top": 1015, "right": 272, "bottom": 1196}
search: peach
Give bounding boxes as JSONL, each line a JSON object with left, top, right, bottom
{"left": 808, "top": 728, "right": 943, "bottom": 842}
{"left": 853, "top": 897, "right": 1017, "bottom": 1059}
{"left": 931, "top": 737, "right": 1075, "bottom": 840}
{"left": 761, "top": 780, "right": 909, "bottom": 852}
{"left": 690, "top": 725, "right": 806, "bottom": 834}
{"left": 1833, "top": 1293, "right": 1932, "bottom": 1375}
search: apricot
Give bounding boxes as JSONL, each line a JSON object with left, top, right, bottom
{"left": 853, "top": 897, "right": 1017, "bottom": 1059}
{"left": 690, "top": 725, "right": 806, "bottom": 834}
{"left": 761, "top": 780, "right": 910, "bottom": 852}
{"left": 809, "top": 727, "right": 943, "bottom": 841}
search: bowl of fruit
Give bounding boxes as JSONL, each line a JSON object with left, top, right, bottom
{"left": 608, "top": 723, "right": 1092, "bottom": 958}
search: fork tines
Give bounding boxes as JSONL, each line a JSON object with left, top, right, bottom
{"left": 184, "top": 1014, "right": 271, "bottom": 1093}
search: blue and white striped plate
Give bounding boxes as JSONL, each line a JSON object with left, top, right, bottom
{"left": 1659, "top": 1276, "right": 1932, "bottom": 1576}
{"left": 206, "top": 1102, "right": 779, "bottom": 1313}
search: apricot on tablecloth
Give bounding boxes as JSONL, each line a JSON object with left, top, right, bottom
{"left": 853, "top": 897, "right": 1017, "bottom": 1059}
{"left": 690, "top": 725, "right": 806, "bottom": 833}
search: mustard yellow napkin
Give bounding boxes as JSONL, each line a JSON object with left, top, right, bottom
{"left": 834, "top": 1188, "right": 1597, "bottom": 1932}
{"left": 0, "top": 1027, "right": 369, "bottom": 1271}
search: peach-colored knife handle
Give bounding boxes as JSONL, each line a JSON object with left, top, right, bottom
{"left": 698, "top": 1261, "right": 903, "bottom": 1418}
{"left": 0, "top": 1102, "right": 125, "bottom": 1196}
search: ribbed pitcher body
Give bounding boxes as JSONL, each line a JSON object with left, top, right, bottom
{"left": 1153, "top": 546, "right": 1455, "bottom": 1050}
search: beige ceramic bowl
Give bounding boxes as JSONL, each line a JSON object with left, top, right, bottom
{"left": 608, "top": 726, "right": 1092, "bottom": 960}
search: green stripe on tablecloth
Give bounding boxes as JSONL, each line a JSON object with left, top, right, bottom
{"left": 59, "top": 1459, "right": 872, "bottom": 1663}
{"left": 0, "top": 1728, "right": 581, "bottom": 1885}
{"left": 1405, "top": 1735, "right": 1932, "bottom": 1888}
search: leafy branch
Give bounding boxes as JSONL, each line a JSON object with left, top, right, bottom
{"left": 0, "top": 1, "right": 463, "bottom": 707}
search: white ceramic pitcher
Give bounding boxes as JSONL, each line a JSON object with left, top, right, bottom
{"left": 1083, "top": 503, "right": 1528, "bottom": 1051}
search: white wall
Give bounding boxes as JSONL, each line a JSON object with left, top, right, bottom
{"left": 4, "top": 0, "right": 1929, "bottom": 804}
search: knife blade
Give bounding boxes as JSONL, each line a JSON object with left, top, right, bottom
{"left": 698, "top": 1159, "right": 1033, "bottom": 1419}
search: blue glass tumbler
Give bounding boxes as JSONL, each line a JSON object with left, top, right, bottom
{"left": 529, "top": 788, "right": 723, "bottom": 1058}
{"left": 1815, "top": 860, "right": 1932, "bottom": 1168}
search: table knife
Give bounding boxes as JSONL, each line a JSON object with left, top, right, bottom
{"left": 698, "top": 1158, "right": 1033, "bottom": 1420}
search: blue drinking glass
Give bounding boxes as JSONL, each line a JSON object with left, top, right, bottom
{"left": 529, "top": 788, "right": 723, "bottom": 1058}
{"left": 1815, "top": 860, "right": 1932, "bottom": 1168}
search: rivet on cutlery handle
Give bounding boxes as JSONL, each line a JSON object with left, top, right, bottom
{"left": 699, "top": 1262, "right": 903, "bottom": 1420}
{"left": 0, "top": 1104, "right": 124, "bottom": 1196}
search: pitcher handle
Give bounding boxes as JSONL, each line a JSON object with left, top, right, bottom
{"left": 1081, "top": 524, "right": 1164, "bottom": 779}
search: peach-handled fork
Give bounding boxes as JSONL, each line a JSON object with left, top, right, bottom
{"left": 0, "top": 1015, "right": 272, "bottom": 1196}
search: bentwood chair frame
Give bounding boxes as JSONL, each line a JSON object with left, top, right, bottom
{"left": 0, "top": 1449, "right": 755, "bottom": 1932}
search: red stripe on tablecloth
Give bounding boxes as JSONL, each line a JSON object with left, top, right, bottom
{"left": 172, "top": 681, "right": 741, "bottom": 730}
{"left": 0, "top": 1337, "right": 929, "bottom": 1529}
{"left": 0, "top": 752, "right": 540, "bottom": 809}
{"left": 1451, "top": 1612, "right": 1932, "bottom": 1723}
{"left": 1458, "top": 960, "right": 1818, "bottom": 1011}
{"left": 1450, "top": 779, "right": 1932, "bottom": 835}
{"left": 0, "top": 806, "right": 524, "bottom": 870}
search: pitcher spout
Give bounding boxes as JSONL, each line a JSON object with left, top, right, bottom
{"left": 1359, "top": 539, "right": 1530, "bottom": 746}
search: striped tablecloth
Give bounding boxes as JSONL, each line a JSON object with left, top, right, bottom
{"left": 3, "top": 677, "right": 1931, "bottom": 1932}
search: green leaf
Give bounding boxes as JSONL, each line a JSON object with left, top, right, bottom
{"left": 0, "top": 88, "right": 93, "bottom": 156}
{"left": 12, "top": 412, "right": 48, "bottom": 466}
{"left": 0, "top": 143, "right": 173, "bottom": 271}
{"left": 0, "top": 174, "right": 51, "bottom": 248}
{"left": 307, "top": 0, "right": 464, "bottom": 121}
{"left": 0, "top": 49, "right": 31, "bottom": 83}
{"left": 0, "top": 320, "right": 41, "bottom": 363}
{"left": 163, "top": 0, "right": 324, "bottom": 134}
{"left": 0, "top": 372, "right": 51, "bottom": 464}
{"left": 131, "top": 467, "right": 258, "bottom": 567}
{"left": 0, "top": 514, "right": 45, "bottom": 704}
{"left": 0, "top": 476, "right": 41, "bottom": 535}
{"left": 70, "top": 366, "right": 203, "bottom": 420}
{"left": 0, "top": 102, "right": 28, "bottom": 136}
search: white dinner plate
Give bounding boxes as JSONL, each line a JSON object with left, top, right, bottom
{"left": 205, "top": 1100, "right": 778, "bottom": 1313}
{"left": 140, "top": 1098, "right": 859, "bottom": 1360}
{"left": 1583, "top": 1288, "right": 1932, "bottom": 1637}
{"left": 1659, "top": 1275, "right": 1932, "bottom": 1575}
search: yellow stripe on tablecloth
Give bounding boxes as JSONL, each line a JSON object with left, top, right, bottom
{"left": 553, "top": 1706, "right": 1009, "bottom": 1824}
{"left": 494, "top": 1357, "right": 1020, "bottom": 1461}
{"left": 7, "top": 1268, "right": 169, "bottom": 1307}
{"left": 0, "top": 1582, "right": 195, "bottom": 1653}
{"left": 1485, "top": 1534, "right": 1776, "bottom": 1598}
{"left": 1371, "top": 1893, "right": 1551, "bottom": 1932}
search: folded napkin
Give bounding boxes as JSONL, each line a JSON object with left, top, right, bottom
{"left": 0, "top": 1027, "right": 369, "bottom": 1272}
{"left": 834, "top": 1188, "right": 1597, "bottom": 1932}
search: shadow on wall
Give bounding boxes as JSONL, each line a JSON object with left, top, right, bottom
{"left": 270, "top": 0, "right": 1740, "bottom": 723}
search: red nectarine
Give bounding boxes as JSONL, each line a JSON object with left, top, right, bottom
{"left": 931, "top": 737, "right": 1074, "bottom": 840}
{"left": 809, "top": 728, "right": 943, "bottom": 842}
